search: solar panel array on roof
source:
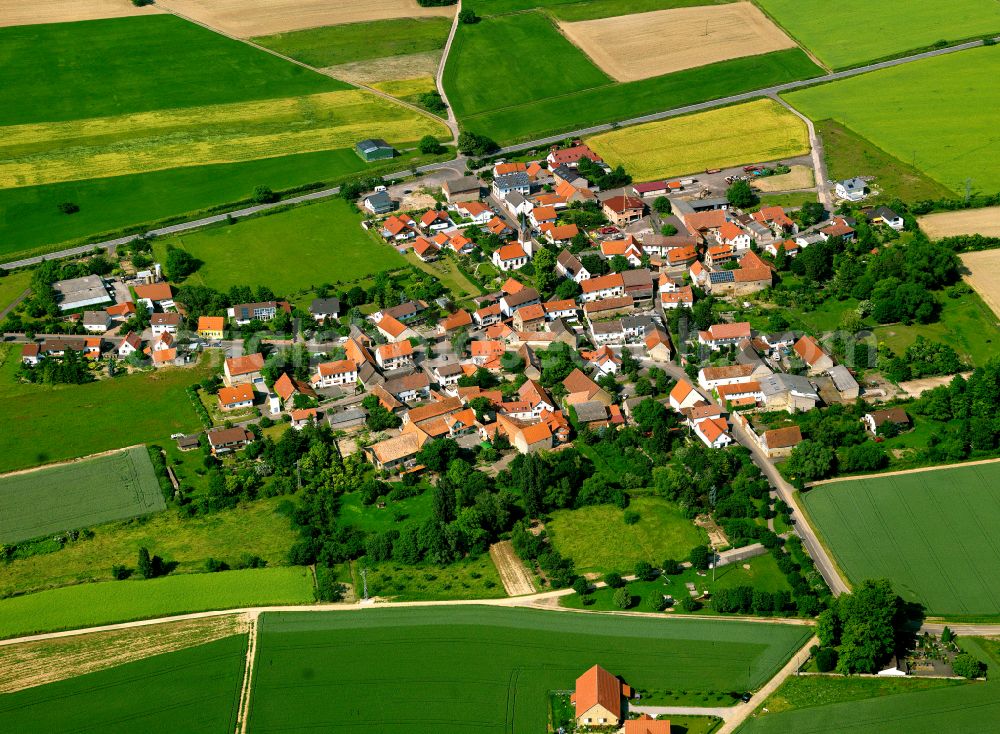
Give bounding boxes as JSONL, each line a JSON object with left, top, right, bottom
{"left": 709, "top": 270, "right": 736, "bottom": 283}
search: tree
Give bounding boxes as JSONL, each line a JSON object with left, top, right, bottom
{"left": 952, "top": 653, "right": 987, "bottom": 679}
{"left": 604, "top": 571, "right": 624, "bottom": 588}
{"left": 653, "top": 196, "right": 671, "bottom": 214}
{"left": 573, "top": 577, "right": 590, "bottom": 596}
{"left": 816, "top": 647, "right": 838, "bottom": 672}
{"left": 817, "top": 608, "right": 840, "bottom": 647}
{"left": 836, "top": 578, "right": 900, "bottom": 674}
{"left": 785, "top": 440, "right": 836, "bottom": 481}
{"left": 418, "top": 135, "right": 445, "bottom": 155}
{"left": 613, "top": 586, "right": 632, "bottom": 609}
{"left": 418, "top": 91, "right": 447, "bottom": 113}
{"left": 660, "top": 223, "right": 678, "bottom": 236}
{"left": 841, "top": 442, "right": 889, "bottom": 472}
{"left": 662, "top": 558, "right": 682, "bottom": 575}
{"left": 457, "top": 131, "right": 499, "bottom": 157}
{"left": 251, "top": 185, "right": 278, "bottom": 204}
{"left": 610, "top": 254, "right": 629, "bottom": 272}
{"left": 634, "top": 560, "right": 655, "bottom": 581}
{"left": 689, "top": 545, "right": 710, "bottom": 570}
{"left": 796, "top": 201, "right": 826, "bottom": 228}
{"left": 165, "top": 245, "right": 199, "bottom": 279}
{"left": 137, "top": 546, "right": 154, "bottom": 579}
{"left": 774, "top": 242, "right": 789, "bottom": 271}
{"left": 458, "top": 7, "right": 478, "bottom": 23}
{"left": 58, "top": 201, "right": 80, "bottom": 214}
{"left": 680, "top": 596, "right": 700, "bottom": 612}
{"left": 554, "top": 278, "right": 581, "bottom": 300}
{"left": 726, "top": 180, "right": 758, "bottom": 209}
{"left": 533, "top": 247, "right": 558, "bottom": 295}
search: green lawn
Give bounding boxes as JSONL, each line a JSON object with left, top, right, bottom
{"left": 784, "top": 46, "right": 1000, "bottom": 195}
{"left": 253, "top": 17, "right": 451, "bottom": 67}
{"left": 801, "top": 462, "right": 1000, "bottom": 617}
{"left": 153, "top": 199, "right": 407, "bottom": 294}
{"left": 0, "top": 147, "right": 439, "bottom": 261}
{"left": 0, "top": 347, "right": 216, "bottom": 474}
{"left": 816, "top": 120, "right": 955, "bottom": 202}
{"left": 0, "top": 497, "right": 298, "bottom": 598}
{"left": 0, "top": 635, "right": 246, "bottom": 732}
{"left": 547, "top": 496, "right": 706, "bottom": 574}
{"left": 247, "top": 607, "right": 812, "bottom": 731}
{"left": 338, "top": 488, "right": 433, "bottom": 532}
{"left": 444, "top": 10, "right": 611, "bottom": 120}
{"left": 738, "top": 637, "right": 1000, "bottom": 733}
{"left": 756, "top": 0, "right": 1000, "bottom": 69}
{"left": 460, "top": 49, "right": 823, "bottom": 143}
{"left": 0, "top": 566, "right": 313, "bottom": 639}
{"left": 561, "top": 554, "right": 794, "bottom": 614}
{"left": 759, "top": 191, "right": 818, "bottom": 208}
{"left": 354, "top": 556, "right": 505, "bottom": 601}
{"left": 0, "top": 269, "right": 31, "bottom": 311}
{"left": 0, "top": 446, "right": 164, "bottom": 545}
{"left": 0, "top": 15, "right": 344, "bottom": 127}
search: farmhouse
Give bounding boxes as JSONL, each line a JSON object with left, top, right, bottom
{"left": 355, "top": 138, "right": 394, "bottom": 162}
{"left": 602, "top": 195, "right": 645, "bottom": 227}
{"left": 438, "top": 309, "right": 473, "bottom": 336}
{"left": 224, "top": 353, "right": 265, "bottom": 386}
{"left": 151, "top": 312, "right": 181, "bottom": 335}
{"left": 500, "top": 287, "right": 541, "bottom": 317}
{"left": 53, "top": 275, "right": 112, "bottom": 311}
{"left": 828, "top": 365, "right": 860, "bottom": 400}
{"left": 571, "top": 665, "right": 630, "bottom": 727}
{"left": 794, "top": 335, "right": 834, "bottom": 374}
{"left": 759, "top": 426, "right": 803, "bottom": 458}
{"left": 645, "top": 328, "right": 673, "bottom": 361}
{"left": 375, "top": 314, "right": 417, "bottom": 343}
{"left": 133, "top": 282, "right": 173, "bottom": 307}
{"left": 626, "top": 713, "right": 671, "bottom": 734}
{"left": 698, "top": 322, "right": 752, "bottom": 350}
{"left": 863, "top": 408, "right": 911, "bottom": 435}
{"left": 197, "top": 316, "right": 225, "bottom": 340}
{"left": 580, "top": 273, "right": 625, "bottom": 302}
{"left": 563, "top": 369, "right": 613, "bottom": 407}
{"left": 207, "top": 427, "right": 253, "bottom": 455}
{"left": 442, "top": 176, "right": 483, "bottom": 203}
{"left": 366, "top": 431, "right": 428, "bottom": 471}
{"left": 760, "top": 373, "right": 820, "bottom": 413}
{"left": 376, "top": 341, "right": 414, "bottom": 371}
{"left": 548, "top": 143, "right": 602, "bottom": 168}
{"left": 82, "top": 310, "right": 111, "bottom": 333}
{"left": 311, "top": 360, "right": 358, "bottom": 388}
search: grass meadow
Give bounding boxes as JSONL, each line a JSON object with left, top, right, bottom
{"left": 0, "top": 147, "right": 438, "bottom": 261}
{"left": 253, "top": 17, "right": 451, "bottom": 68}
{"left": 0, "top": 15, "right": 344, "bottom": 126}
{"left": 738, "top": 638, "right": 1000, "bottom": 733}
{"left": 756, "top": 0, "right": 1000, "bottom": 69}
{"left": 784, "top": 45, "right": 1000, "bottom": 194}
{"left": 801, "top": 462, "right": 1000, "bottom": 617}
{"left": 0, "top": 497, "right": 298, "bottom": 598}
{"left": 0, "top": 269, "right": 31, "bottom": 311}
{"left": 246, "top": 607, "right": 812, "bottom": 731}
{"left": 0, "top": 566, "right": 314, "bottom": 639}
{"left": 459, "top": 48, "right": 822, "bottom": 143}
{"left": 547, "top": 496, "right": 706, "bottom": 574}
{"left": 587, "top": 98, "right": 809, "bottom": 180}
{"left": 0, "top": 635, "right": 247, "bottom": 732}
{"left": 353, "top": 555, "right": 505, "bottom": 601}
{"left": 0, "top": 348, "right": 216, "bottom": 474}
{"left": 0, "top": 447, "right": 163, "bottom": 545}
{"left": 152, "top": 199, "right": 406, "bottom": 294}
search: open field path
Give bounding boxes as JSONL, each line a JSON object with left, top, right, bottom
{"left": 5, "top": 34, "right": 996, "bottom": 270}
{"left": 807, "top": 457, "right": 1000, "bottom": 487}
{"left": 434, "top": 0, "right": 461, "bottom": 145}
{"left": 489, "top": 540, "right": 536, "bottom": 596}
{"left": 769, "top": 94, "right": 831, "bottom": 210}
{"left": 234, "top": 615, "right": 258, "bottom": 734}
{"left": 0, "top": 287, "right": 30, "bottom": 319}
{"left": 632, "top": 704, "right": 732, "bottom": 719}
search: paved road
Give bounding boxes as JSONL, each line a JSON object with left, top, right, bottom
{"left": 771, "top": 94, "right": 832, "bottom": 210}
{"left": 5, "top": 35, "right": 995, "bottom": 271}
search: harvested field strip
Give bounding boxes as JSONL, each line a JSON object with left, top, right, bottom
{"left": 0, "top": 446, "right": 164, "bottom": 545}
{"left": 0, "top": 614, "right": 247, "bottom": 693}
{"left": 550, "top": 0, "right": 738, "bottom": 22}
{"left": 0, "top": 0, "right": 163, "bottom": 27}
{"left": 155, "top": 0, "right": 455, "bottom": 38}
{"left": 587, "top": 98, "right": 809, "bottom": 181}
{"left": 0, "top": 90, "right": 448, "bottom": 188}
{"left": 252, "top": 17, "right": 451, "bottom": 68}
{"left": 489, "top": 541, "right": 535, "bottom": 596}
{"left": 960, "top": 249, "right": 1000, "bottom": 319}
{"left": 559, "top": 2, "right": 795, "bottom": 82}
{"left": 0, "top": 635, "right": 247, "bottom": 733}
{"left": 920, "top": 208, "right": 1000, "bottom": 239}
{"left": 801, "top": 462, "right": 1000, "bottom": 616}
{"left": 324, "top": 51, "right": 442, "bottom": 86}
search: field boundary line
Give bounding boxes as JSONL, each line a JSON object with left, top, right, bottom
{"left": 234, "top": 614, "right": 258, "bottom": 734}
{"left": 0, "top": 444, "right": 146, "bottom": 480}
{"left": 806, "top": 457, "right": 1000, "bottom": 487}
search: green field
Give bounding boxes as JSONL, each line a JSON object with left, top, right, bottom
{"left": 152, "top": 199, "right": 407, "bottom": 294}
{"left": 0, "top": 635, "right": 246, "bottom": 732}
{"left": 0, "top": 16, "right": 343, "bottom": 126}
{"left": 247, "top": 607, "right": 812, "bottom": 732}
{"left": 355, "top": 555, "right": 505, "bottom": 601}
{"left": 738, "top": 638, "right": 1000, "bottom": 733}
{"left": 254, "top": 17, "right": 451, "bottom": 68}
{"left": 801, "top": 462, "right": 1000, "bottom": 617}
{"left": 0, "top": 566, "right": 314, "bottom": 640}
{"left": 445, "top": 10, "right": 611, "bottom": 120}
{"left": 458, "top": 48, "right": 823, "bottom": 143}
{"left": 0, "top": 497, "right": 297, "bottom": 598}
{"left": 0, "top": 269, "right": 31, "bottom": 311}
{"left": 0, "top": 148, "right": 437, "bottom": 261}
{"left": 784, "top": 46, "right": 1000, "bottom": 195}
{"left": 0, "top": 447, "right": 163, "bottom": 545}
{"left": 0, "top": 348, "right": 217, "bottom": 474}
{"left": 757, "top": 0, "right": 1000, "bottom": 69}
{"left": 479, "top": 0, "right": 732, "bottom": 18}
{"left": 547, "top": 496, "right": 705, "bottom": 574}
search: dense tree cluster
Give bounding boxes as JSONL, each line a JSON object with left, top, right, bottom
{"left": 910, "top": 358, "right": 1000, "bottom": 460}
{"left": 877, "top": 337, "right": 964, "bottom": 382}
{"left": 816, "top": 578, "right": 903, "bottom": 674}
{"left": 17, "top": 348, "right": 93, "bottom": 385}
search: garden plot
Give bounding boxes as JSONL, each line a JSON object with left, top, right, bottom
{"left": 559, "top": 2, "right": 796, "bottom": 82}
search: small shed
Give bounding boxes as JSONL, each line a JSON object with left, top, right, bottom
{"left": 355, "top": 138, "right": 395, "bottom": 162}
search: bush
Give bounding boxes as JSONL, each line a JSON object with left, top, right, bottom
{"left": 58, "top": 201, "right": 80, "bottom": 215}
{"left": 634, "top": 561, "right": 655, "bottom": 581}
{"left": 953, "top": 653, "right": 987, "bottom": 679}
{"left": 419, "top": 135, "right": 446, "bottom": 155}
{"left": 251, "top": 185, "right": 279, "bottom": 204}
{"left": 603, "top": 572, "right": 624, "bottom": 588}
{"left": 613, "top": 586, "right": 632, "bottom": 609}
{"left": 623, "top": 509, "right": 640, "bottom": 525}
{"left": 816, "top": 647, "right": 838, "bottom": 672}
{"left": 689, "top": 545, "right": 710, "bottom": 570}
{"left": 573, "top": 577, "right": 590, "bottom": 596}
{"left": 458, "top": 8, "right": 479, "bottom": 23}
{"left": 205, "top": 557, "right": 229, "bottom": 572}
{"left": 647, "top": 591, "right": 668, "bottom": 612}
{"left": 662, "top": 558, "right": 683, "bottom": 575}
{"left": 111, "top": 564, "right": 132, "bottom": 580}
{"left": 680, "top": 596, "right": 700, "bottom": 612}
{"left": 458, "top": 131, "right": 499, "bottom": 157}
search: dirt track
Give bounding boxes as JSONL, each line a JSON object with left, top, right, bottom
{"left": 808, "top": 456, "right": 1000, "bottom": 487}
{"left": 489, "top": 541, "right": 536, "bottom": 596}
{"left": 155, "top": 0, "right": 455, "bottom": 38}
{"left": 559, "top": 2, "right": 795, "bottom": 82}
{"left": 0, "top": 0, "right": 162, "bottom": 27}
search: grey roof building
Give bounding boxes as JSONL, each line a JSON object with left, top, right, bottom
{"left": 310, "top": 297, "right": 341, "bottom": 320}
{"left": 53, "top": 275, "right": 112, "bottom": 311}
{"left": 363, "top": 189, "right": 394, "bottom": 214}
{"left": 355, "top": 138, "right": 394, "bottom": 162}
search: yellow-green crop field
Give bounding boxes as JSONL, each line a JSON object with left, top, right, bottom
{"left": 371, "top": 76, "right": 438, "bottom": 99}
{"left": 0, "top": 90, "right": 447, "bottom": 188}
{"left": 587, "top": 98, "right": 809, "bottom": 181}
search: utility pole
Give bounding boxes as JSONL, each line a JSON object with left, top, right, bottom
{"left": 361, "top": 567, "right": 369, "bottom": 601}
{"left": 965, "top": 177, "right": 973, "bottom": 204}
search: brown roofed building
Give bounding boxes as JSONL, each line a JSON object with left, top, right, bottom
{"left": 224, "top": 353, "right": 265, "bottom": 386}
{"left": 625, "top": 714, "right": 671, "bottom": 734}
{"left": 602, "top": 195, "right": 645, "bottom": 227}
{"left": 572, "top": 665, "right": 630, "bottom": 727}
{"left": 793, "top": 335, "right": 834, "bottom": 374}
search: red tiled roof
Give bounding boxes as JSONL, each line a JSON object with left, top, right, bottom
{"left": 574, "top": 665, "right": 623, "bottom": 720}
{"left": 225, "top": 353, "right": 265, "bottom": 376}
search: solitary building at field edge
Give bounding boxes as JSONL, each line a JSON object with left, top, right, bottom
{"left": 355, "top": 138, "right": 395, "bottom": 162}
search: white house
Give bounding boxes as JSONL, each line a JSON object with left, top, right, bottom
{"left": 492, "top": 243, "right": 529, "bottom": 271}
{"left": 150, "top": 312, "right": 181, "bottom": 335}
{"left": 311, "top": 360, "right": 358, "bottom": 388}
{"left": 694, "top": 416, "right": 733, "bottom": 449}
{"left": 492, "top": 171, "right": 531, "bottom": 199}
{"left": 835, "top": 177, "right": 867, "bottom": 202}
{"left": 717, "top": 222, "right": 752, "bottom": 251}
{"left": 556, "top": 250, "right": 591, "bottom": 282}
{"left": 669, "top": 380, "right": 702, "bottom": 412}
{"left": 375, "top": 341, "right": 414, "bottom": 371}
{"left": 117, "top": 332, "right": 141, "bottom": 357}
{"left": 579, "top": 273, "right": 625, "bottom": 303}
